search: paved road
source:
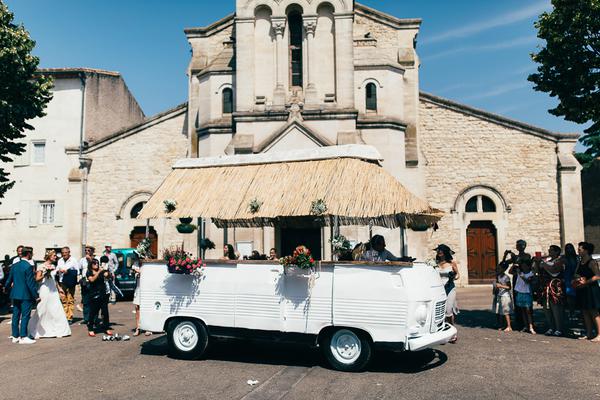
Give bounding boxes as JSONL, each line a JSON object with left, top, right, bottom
{"left": 1, "top": 287, "right": 599, "bottom": 400}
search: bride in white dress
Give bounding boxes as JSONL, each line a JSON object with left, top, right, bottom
{"left": 29, "top": 250, "right": 71, "bottom": 339}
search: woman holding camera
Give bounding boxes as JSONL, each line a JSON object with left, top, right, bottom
{"left": 435, "top": 244, "right": 459, "bottom": 343}
{"left": 86, "top": 259, "right": 113, "bottom": 337}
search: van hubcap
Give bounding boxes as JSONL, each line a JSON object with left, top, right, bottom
{"left": 330, "top": 329, "right": 361, "bottom": 364}
{"left": 173, "top": 322, "right": 198, "bottom": 351}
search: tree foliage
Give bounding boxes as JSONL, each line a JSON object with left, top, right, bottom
{"left": 0, "top": 0, "right": 52, "bottom": 200}
{"left": 529, "top": 0, "right": 600, "bottom": 167}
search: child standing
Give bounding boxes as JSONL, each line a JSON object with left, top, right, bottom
{"left": 493, "top": 262, "right": 513, "bottom": 332}
{"left": 511, "top": 259, "right": 536, "bottom": 334}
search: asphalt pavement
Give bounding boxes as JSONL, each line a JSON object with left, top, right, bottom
{"left": 1, "top": 287, "right": 599, "bottom": 400}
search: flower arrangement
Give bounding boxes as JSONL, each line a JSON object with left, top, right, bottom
{"left": 310, "top": 199, "right": 328, "bottom": 216}
{"left": 425, "top": 258, "right": 438, "bottom": 268}
{"left": 330, "top": 234, "right": 352, "bottom": 254}
{"left": 248, "top": 198, "right": 263, "bottom": 214}
{"left": 136, "top": 237, "right": 153, "bottom": 259}
{"left": 279, "top": 245, "right": 316, "bottom": 270}
{"left": 163, "top": 199, "right": 177, "bottom": 213}
{"left": 164, "top": 247, "right": 205, "bottom": 276}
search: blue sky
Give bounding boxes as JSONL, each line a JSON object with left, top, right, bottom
{"left": 6, "top": 0, "right": 587, "bottom": 147}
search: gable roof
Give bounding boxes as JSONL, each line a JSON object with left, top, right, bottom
{"left": 84, "top": 103, "right": 187, "bottom": 153}
{"left": 184, "top": 14, "right": 235, "bottom": 38}
{"left": 420, "top": 92, "right": 579, "bottom": 142}
{"left": 254, "top": 120, "right": 334, "bottom": 153}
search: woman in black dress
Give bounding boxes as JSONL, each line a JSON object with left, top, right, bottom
{"left": 573, "top": 242, "right": 600, "bottom": 342}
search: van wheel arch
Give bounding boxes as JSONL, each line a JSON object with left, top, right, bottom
{"left": 165, "top": 317, "right": 209, "bottom": 360}
{"left": 318, "top": 326, "right": 374, "bottom": 372}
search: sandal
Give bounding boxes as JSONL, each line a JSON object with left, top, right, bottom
{"left": 133, "top": 329, "right": 140, "bottom": 337}
{"left": 577, "top": 336, "right": 589, "bottom": 340}
{"left": 144, "top": 331, "right": 153, "bottom": 337}
{"left": 88, "top": 332, "right": 96, "bottom": 337}
{"left": 590, "top": 336, "right": 600, "bottom": 343}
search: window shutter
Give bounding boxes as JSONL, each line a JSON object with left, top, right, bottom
{"left": 29, "top": 201, "right": 39, "bottom": 227}
{"left": 14, "top": 142, "right": 30, "bottom": 167}
{"left": 54, "top": 201, "right": 63, "bottom": 227}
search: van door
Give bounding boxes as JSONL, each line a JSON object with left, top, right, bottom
{"left": 234, "top": 263, "right": 284, "bottom": 331}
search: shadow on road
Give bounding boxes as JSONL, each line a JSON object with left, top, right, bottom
{"left": 140, "top": 335, "right": 448, "bottom": 373}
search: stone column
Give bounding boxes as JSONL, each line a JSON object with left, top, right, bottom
{"left": 272, "top": 16, "right": 287, "bottom": 107}
{"left": 334, "top": 13, "right": 355, "bottom": 109}
{"left": 303, "top": 15, "right": 318, "bottom": 106}
{"left": 557, "top": 140, "right": 585, "bottom": 246}
{"left": 235, "top": 17, "right": 255, "bottom": 112}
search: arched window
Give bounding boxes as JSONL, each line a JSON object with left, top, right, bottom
{"left": 222, "top": 88, "right": 233, "bottom": 114}
{"left": 465, "top": 195, "right": 497, "bottom": 213}
{"left": 366, "top": 83, "right": 377, "bottom": 112}
{"left": 465, "top": 197, "right": 478, "bottom": 213}
{"left": 130, "top": 201, "right": 146, "bottom": 219}
{"left": 288, "top": 10, "right": 303, "bottom": 88}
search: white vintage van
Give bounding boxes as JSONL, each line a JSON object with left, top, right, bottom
{"left": 139, "top": 259, "right": 456, "bottom": 372}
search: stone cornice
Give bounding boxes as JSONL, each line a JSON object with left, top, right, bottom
{"left": 184, "top": 14, "right": 235, "bottom": 38}
{"left": 354, "top": 63, "right": 405, "bottom": 74}
{"left": 420, "top": 92, "right": 580, "bottom": 142}
{"left": 197, "top": 119, "right": 233, "bottom": 137}
{"left": 357, "top": 116, "right": 407, "bottom": 131}
{"left": 355, "top": 3, "right": 422, "bottom": 30}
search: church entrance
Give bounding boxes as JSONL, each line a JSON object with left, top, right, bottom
{"left": 466, "top": 221, "right": 497, "bottom": 284}
{"left": 279, "top": 227, "right": 322, "bottom": 260}
{"left": 130, "top": 226, "right": 158, "bottom": 258}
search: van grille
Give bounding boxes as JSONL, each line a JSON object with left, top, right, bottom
{"left": 431, "top": 300, "right": 446, "bottom": 332}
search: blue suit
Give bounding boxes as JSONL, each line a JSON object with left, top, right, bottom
{"left": 6, "top": 260, "right": 39, "bottom": 338}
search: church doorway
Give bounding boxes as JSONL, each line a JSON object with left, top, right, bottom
{"left": 130, "top": 226, "right": 158, "bottom": 258}
{"left": 279, "top": 227, "right": 322, "bottom": 260}
{"left": 466, "top": 221, "right": 497, "bottom": 284}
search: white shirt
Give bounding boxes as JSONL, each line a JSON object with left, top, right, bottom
{"left": 515, "top": 271, "right": 534, "bottom": 293}
{"left": 57, "top": 256, "right": 79, "bottom": 283}
{"left": 360, "top": 249, "right": 400, "bottom": 262}
{"left": 104, "top": 252, "right": 119, "bottom": 273}
{"left": 12, "top": 257, "right": 21, "bottom": 265}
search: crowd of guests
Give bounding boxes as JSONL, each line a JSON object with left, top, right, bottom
{"left": 220, "top": 244, "right": 279, "bottom": 261}
{"left": 1, "top": 244, "right": 144, "bottom": 344}
{"left": 492, "top": 240, "right": 600, "bottom": 341}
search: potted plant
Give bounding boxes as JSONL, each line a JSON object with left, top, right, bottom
{"left": 199, "top": 238, "right": 216, "bottom": 258}
{"left": 176, "top": 223, "right": 197, "bottom": 234}
{"left": 179, "top": 217, "right": 193, "bottom": 225}
{"left": 330, "top": 234, "right": 352, "bottom": 261}
{"left": 279, "top": 245, "right": 316, "bottom": 276}
{"left": 164, "top": 247, "right": 205, "bottom": 276}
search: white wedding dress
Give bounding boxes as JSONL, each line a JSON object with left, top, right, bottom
{"left": 28, "top": 266, "right": 71, "bottom": 339}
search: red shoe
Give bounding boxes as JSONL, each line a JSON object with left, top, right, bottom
{"left": 106, "top": 330, "right": 113, "bottom": 336}
{"left": 88, "top": 331, "right": 96, "bottom": 337}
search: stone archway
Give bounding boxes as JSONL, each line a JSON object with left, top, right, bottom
{"left": 452, "top": 185, "right": 510, "bottom": 286}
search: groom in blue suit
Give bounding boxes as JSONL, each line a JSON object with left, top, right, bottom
{"left": 5, "top": 247, "right": 39, "bottom": 344}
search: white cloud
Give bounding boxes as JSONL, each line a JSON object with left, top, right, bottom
{"left": 462, "top": 81, "right": 531, "bottom": 101}
{"left": 423, "top": 36, "right": 538, "bottom": 62}
{"left": 422, "top": 1, "right": 550, "bottom": 45}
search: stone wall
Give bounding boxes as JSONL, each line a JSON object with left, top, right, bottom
{"left": 419, "top": 98, "right": 562, "bottom": 284}
{"left": 86, "top": 109, "right": 190, "bottom": 255}
{"left": 582, "top": 158, "right": 600, "bottom": 249}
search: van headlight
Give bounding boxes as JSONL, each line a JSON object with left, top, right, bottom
{"left": 414, "top": 302, "right": 429, "bottom": 326}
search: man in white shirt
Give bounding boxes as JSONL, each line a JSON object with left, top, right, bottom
{"left": 11, "top": 245, "right": 24, "bottom": 265}
{"left": 57, "top": 246, "right": 79, "bottom": 323}
{"left": 103, "top": 244, "right": 119, "bottom": 303}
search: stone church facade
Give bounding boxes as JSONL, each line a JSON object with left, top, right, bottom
{"left": 78, "top": 1, "right": 583, "bottom": 286}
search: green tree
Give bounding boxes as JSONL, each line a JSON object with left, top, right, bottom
{"left": 0, "top": 1, "right": 52, "bottom": 200}
{"left": 528, "top": 0, "right": 600, "bottom": 167}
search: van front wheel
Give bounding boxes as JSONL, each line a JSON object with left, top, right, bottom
{"left": 167, "top": 319, "right": 208, "bottom": 360}
{"left": 322, "top": 328, "right": 372, "bottom": 372}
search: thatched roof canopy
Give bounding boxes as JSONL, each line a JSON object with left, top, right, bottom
{"left": 138, "top": 145, "right": 443, "bottom": 229}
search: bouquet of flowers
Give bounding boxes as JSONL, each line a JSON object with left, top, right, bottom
{"left": 164, "top": 247, "right": 205, "bottom": 276}
{"left": 136, "top": 237, "right": 153, "bottom": 259}
{"left": 279, "top": 245, "right": 316, "bottom": 270}
{"left": 40, "top": 264, "right": 54, "bottom": 278}
{"left": 330, "top": 234, "right": 352, "bottom": 255}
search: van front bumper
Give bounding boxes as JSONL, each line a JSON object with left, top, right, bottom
{"left": 406, "top": 323, "right": 457, "bottom": 351}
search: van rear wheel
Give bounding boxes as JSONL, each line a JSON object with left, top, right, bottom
{"left": 166, "top": 319, "right": 208, "bottom": 360}
{"left": 322, "top": 328, "right": 372, "bottom": 372}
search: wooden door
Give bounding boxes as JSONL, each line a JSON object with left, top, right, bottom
{"left": 466, "top": 221, "right": 497, "bottom": 284}
{"left": 130, "top": 226, "right": 158, "bottom": 259}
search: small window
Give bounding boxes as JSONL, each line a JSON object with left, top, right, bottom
{"left": 130, "top": 202, "right": 146, "bottom": 219}
{"left": 222, "top": 88, "right": 233, "bottom": 114}
{"left": 32, "top": 142, "right": 46, "bottom": 164}
{"left": 366, "top": 83, "right": 377, "bottom": 112}
{"left": 481, "top": 196, "right": 496, "bottom": 212}
{"left": 465, "top": 197, "right": 478, "bottom": 213}
{"left": 40, "top": 201, "right": 55, "bottom": 224}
